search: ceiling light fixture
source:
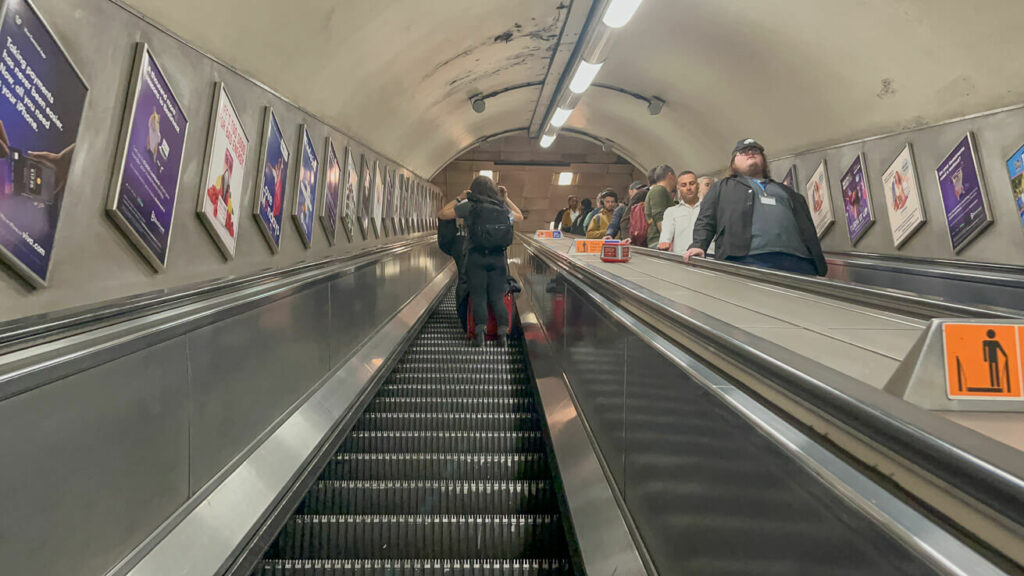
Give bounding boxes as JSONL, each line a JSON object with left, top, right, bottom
{"left": 550, "top": 107, "right": 574, "bottom": 128}
{"left": 603, "top": 0, "right": 644, "bottom": 28}
{"left": 540, "top": 134, "right": 556, "bottom": 148}
{"left": 569, "top": 60, "right": 603, "bottom": 94}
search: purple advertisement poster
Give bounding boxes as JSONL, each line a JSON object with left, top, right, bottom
{"left": 781, "top": 165, "right": 796, "bottom": 190}
{"left": 253, "top": 107, "right": 289, "bottom": 252}
{"left": 840, "top": 154, "right": 874, "bottom": 245}
{"left": 107, "top": 44, "right": 189, "bottom": 271}
{"left": 936, "top": 133, "right": 991, "bottom": 253}
{"left": 292, "top": 125, "right": 318, "bottom": 248}
{"left": 320, "top": 138, "right": 340, "bottom": 245}
{"left": 0, "top": 0, "right": 88, "bottom": 287}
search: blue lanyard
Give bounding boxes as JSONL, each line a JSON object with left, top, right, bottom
{"left": 751, "top": 178, "right": 767, "bottom": 193}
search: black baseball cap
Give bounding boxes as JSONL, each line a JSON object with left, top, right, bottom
{"left": 628, "top": 180, "right": 647, "bottom": 191}
{"left": 733, "top": 138, "right": 765, "bottom": 154}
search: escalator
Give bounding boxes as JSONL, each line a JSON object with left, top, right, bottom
{"left": 252, "top": 290, "right": 575, "bottom": 575}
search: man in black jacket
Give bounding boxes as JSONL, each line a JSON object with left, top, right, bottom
{"left": 684, "top": 139, "right": 826, "bottom": 276}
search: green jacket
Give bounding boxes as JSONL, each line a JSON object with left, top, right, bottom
{"left": 645, "top": 184, "right": 676, "bottom": 246}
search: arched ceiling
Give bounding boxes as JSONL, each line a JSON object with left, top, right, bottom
{"left": 123, "top": 0, "right": 1024, "bottom": 178}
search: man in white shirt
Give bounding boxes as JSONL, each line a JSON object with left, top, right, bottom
{"left": 658, "top": 171, "right": 702, "bottom": 254}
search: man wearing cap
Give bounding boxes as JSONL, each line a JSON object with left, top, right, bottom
{"left": 684, "top": 139, "right": 826, "bottom": 276}
{"left": 605, "top": 180, "right": 648, "bottom": 242}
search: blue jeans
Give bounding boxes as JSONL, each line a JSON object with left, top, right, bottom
{"left": 726, "top": 252, "right": 817, "bottom": 276}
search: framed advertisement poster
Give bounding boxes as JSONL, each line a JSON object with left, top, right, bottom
{"left": 292, "top": 125, "right": 318, "bottom": 248}
{"left": 382, "top": 165, "right": 394, "bottom": 237}
{"left": 881, "top": 144, "right": 926, "bottom": 248}
{"left": 805, "top": 160, "right": 834, "bottom": 238}
{"left": 781, "top": 165, "right": 797, "bottom": 190}
{"left": 358, "top": 154, "right": 371, "bottom": 240}
{"left": 935, "top": 133, "right": 992, "bottom": 253}
{"left": 341, "top": 146, "right": 358, "bottom": 242}
{"left": 1005, "top": 143, "right": 1024, "bottom": 235}
{"left": 0, "top": 0, "right": 88, "bottom": 287}
{"left": 197, "top": 83, "right": 248, "bottom": 260}
{"left": 372, "top": 159, "right": 384, "bottom": 238}
{"left": 840, "top": 154, "right": 874, "bottom": 246}
{"left": 107, "top": 43, "right": 189, "bottom": 272}
{"left": 320, "top": 137, "right": 340, "bottom": 246}
{"left": 252, "top": 107, "right": 289, "bottom": 253}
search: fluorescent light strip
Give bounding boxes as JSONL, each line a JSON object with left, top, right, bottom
{"left": 478, "top": 170, "right": 494, "bottom": 179}
{"left": 569, "top": 60, "right": 603, "bottom": 94}
{"left": 551, "top": 107, "right": 573, "bottom": 128}
{"left": 558, "top": 172, "right": 574, "bottom": 186}
{"left": 540, "top": 134, "right": 557, "bottom": 148}
{"left": 603, "top": 0, "right": 643, "bottom": 28}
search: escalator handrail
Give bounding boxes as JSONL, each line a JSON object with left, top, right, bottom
{"left": 521, "top": 233, "right": 1024, "bottom": 533}
{"left": 826, "top": 250, "right": 1024, "bottom": 289}
{"left": 0, "top": 235, "right": 435, "bottom": 352}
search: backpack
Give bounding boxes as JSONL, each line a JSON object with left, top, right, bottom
{"left": 468, "top": 202, "right": 514, "bottom": 251}
{"left": 437, "top": 219, "right": 458, "bottom": 256}
{"left": 628, "top": 201, "right": 648, "bottom": 247}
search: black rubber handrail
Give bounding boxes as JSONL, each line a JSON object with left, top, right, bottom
{"left": 521, "top": 233, "right": 1024, "bottom": 533}
{"left": 0, "top": 235, "right": 435, "bottom": 352}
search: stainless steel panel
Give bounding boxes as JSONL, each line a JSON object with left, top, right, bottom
{"left": 124, "top": 267, "right": 455, "bottom": 576}
{"left": 187, "top": 284, "right": 332, "bottom": 493}
{"left": 0, "top": 337, "right": 189, "bottom": 576}
{"left": 621, "top": 333, "right": 936, "bottom": 575}
{"left": 563, "top": 284, "right": 627, "bottom": 485}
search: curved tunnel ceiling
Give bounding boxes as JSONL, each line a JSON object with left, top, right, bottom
{"left": 123, "top": 0, "right": 1024, "bottom": 178}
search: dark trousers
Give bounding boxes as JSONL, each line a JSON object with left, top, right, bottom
{"left": 726, "top": 252, "right": 817, "bottom": 275}
{"left": 467, "top": 250, "right": 508, "bottom": 333}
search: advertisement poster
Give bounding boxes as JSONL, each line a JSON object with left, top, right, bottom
{"left": 398, "top": 174, "right": 407, "bottom": 234}
{"left": 341, "top": 146, "right": 358, "bottom": 242}
{"left": 372, "top": 159, "right": 383, "bottom": 237}
{"left": 320, "top": 137, "right": 340, "bottom": 245}
{"left": 383, "top": 165, "right": 394, "bottom": 236}
{"left": 1005, "top": 143, "right": 1024, "bottom": 234}
{"left": 252, "top": 107, "right": 289, "bottom": 253}
{"left": 358, "top": 154, "right": 371, "bottom": 239}
{"left": 936, "top": 133, "right": 991, "bottom": 253}
{"left": 107, "top": 43, "right": 188, "bottom": 271}
{"left": 197, "top": 83, "right": 247, "bottom": 260}
{"left": 0, "top": 0, "right": 88, "bottom": 287}
{"left": 881, "top": 144, "right": 926, "bottom": 248}
{"left": 292, "top": 125, "right": 318, "bottom": 248}
{"left": 781, "top": 165, "right": 797, "bottom": 190}
{"left": 840, "top": 154, "right": 874, "bottom": 245}
{"left": 805, "top": 160, "right": 834, "bottom": 238}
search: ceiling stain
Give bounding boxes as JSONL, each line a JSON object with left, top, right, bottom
{"left": 877, "top": 78, "right": 896, "bottom": 99}
{"left": 494, "top": 30, "right": 514, "bottom": 43}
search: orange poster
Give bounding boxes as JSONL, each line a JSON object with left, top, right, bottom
{"left": 943, "top": 324, "right": 1024, "bottom": 400}
{"left": 574, "top": 239, "right": 605, "bottom": 254}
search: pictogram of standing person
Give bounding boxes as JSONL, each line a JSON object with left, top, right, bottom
{"left": 982, "top": 330, "right": 1010, "bottom": 392}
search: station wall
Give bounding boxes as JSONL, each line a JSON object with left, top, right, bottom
{"left": 0, "top": 0, "right": 436, "bottom": 323}
{"left": 768, "top": 104, "right": 1024, "bottom": 267}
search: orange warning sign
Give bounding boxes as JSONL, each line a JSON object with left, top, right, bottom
{"left": 535, "top": 230, "right": 563, "bottom": 239}
{"left": 574, "top": 239, "right": 605, "bottom": 254}
{"left": 943, "top": 324, "right": 1024, "bottom": 400}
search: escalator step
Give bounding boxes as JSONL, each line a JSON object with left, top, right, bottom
{"left": 299, "top": 480, "right": 554, "bottom": 514}
{"left": 340, "top": 431, "right": 545, "bottom": 454}
{"left": 354, "top": 413, "right": 539, "bottom": 432}
{"left": 367, "top": 397, "right": 535, "bottom": 414}
{"left": 321, "top": 453, "right": 550, "bottom": 481}
{"left": 386, "top": 373, "right": 528, "bottom": 385}
{"left": 254, "top": 558, "right": 572, "bottom": 575}
{"left": 377, "top": 384, "right": 532, "bottom": 399}
{"left": 269, "top": 515, "right": 566, "bottom": 559}
{"left": 391, "top": 363, "right": 528, "bottom": 376}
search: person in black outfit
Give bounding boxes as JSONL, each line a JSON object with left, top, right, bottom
{"left": 685, "top": 138, "right": 826, "bottom": 276}
{"left": 438, "top": 176, "right": 523, "bottom": 346}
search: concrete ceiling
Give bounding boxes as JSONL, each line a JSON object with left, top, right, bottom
{"left": 123, "top": 0, "right": 1024, "bottom": 178}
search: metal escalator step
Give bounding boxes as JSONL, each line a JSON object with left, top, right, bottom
{"left": 354, "top": 413, "right": 539, "bottom": 432}
{"left": 386, "top": 373, "right": 529, "bottom": 385}
{"left": 377, "top": 384, "right": 532, "bottom": 399}
{"left": 299, "top": 480, "right": 555, "bottom": 515}
{"left": 340, "top": 431, "right": 545, "bottom": 454}
{"left": 254, "top": 558, "right": 572, "bottom": 575}
{"left": 321, "top": 453, "right": 550, "bottom": 481}
{"left": 367, "top": 397, "right": 535, "bottom": 414}
{"left": 269, "top": 514, "right": 565, "bottom": 559}
{"left": 391, "top": 364, "right": 528, "bottom": 377}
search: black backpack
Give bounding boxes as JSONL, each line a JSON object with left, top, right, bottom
{"left": 468, "top": 202, "right": 514, "bottom": 251}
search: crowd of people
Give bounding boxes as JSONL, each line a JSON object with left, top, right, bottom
{"left": 551, "top": 138, "right": 826, "bottom": 277}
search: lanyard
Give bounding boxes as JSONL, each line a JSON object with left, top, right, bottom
{"left": 751, "top": 178, "right": 767, "bottom": 193}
